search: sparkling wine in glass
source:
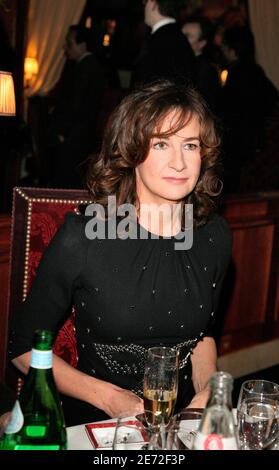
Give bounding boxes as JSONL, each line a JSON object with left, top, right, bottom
{"left": 143, "top": 346, "right": 179, "bottom": 426}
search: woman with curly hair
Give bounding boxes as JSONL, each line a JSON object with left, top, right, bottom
{"left": 9, "top": 80, "right": 231, "bottom": 426}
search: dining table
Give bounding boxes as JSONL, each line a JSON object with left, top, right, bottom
{"left": 66, "top": 411, "right": 203, "bottom": 451}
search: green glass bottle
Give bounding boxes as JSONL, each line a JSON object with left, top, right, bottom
{"left": 1, "top": 330, "right": 67, "bottom": 450}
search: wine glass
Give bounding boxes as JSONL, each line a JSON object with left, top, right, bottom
{"left": 171, "top": 409, "right": 203, "bottom": 450}
{"left": 113, "top": 411, "right": 160, "bottom": 450}
{"left": 143, "top": 347, "right": 179, "bottom": 426}
{"left": 147, "top": 409, "right": 203, "bottom": 450}
{"left": 237, "top": 380, "right": 279, "bottom": 423}
{"left": 237, "top": 380, "right": 279, "bottom": 449}
{"left": 237, "top": 380, "right": 279, "bottom": 410}
{"left": 238, "top": 396, "right": 279, "bottom": 450}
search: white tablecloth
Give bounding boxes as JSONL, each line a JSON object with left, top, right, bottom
{"left": 67, "top": 410, "right": 238, "bottom": 450}
{"left": 67, "top": 417, "right": 202, "bottom": 450}
{"left": 67, "top": 418, "right": 116, "bottom": 450}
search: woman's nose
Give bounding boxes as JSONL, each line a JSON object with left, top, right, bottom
{"left": 168, "top": 148, "right": 186, "bottom": 171}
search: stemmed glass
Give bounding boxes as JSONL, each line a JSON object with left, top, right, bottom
{"left": 237, "top": 380, "right": 279, "bottom": 411}
{"left": 147, "top": 409, "right": 203, "bottom": 450}
{"left": 237, "top": 380, "right": 279, "bottom": 449}
{"left": 143, "top": 347, "right": 179, "bottom": 426}
{"left": 171, "top": 409, "right": 203, "bottom": 450}
{"left": 112, "top": 411, "right": 163, "bottom": 450}
{"left": 238, "top": 396, "right": 279, "bottom": 450}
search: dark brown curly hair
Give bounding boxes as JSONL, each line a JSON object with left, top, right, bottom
{"left": 87, "top": 80, "right": 222, "bottom": 227}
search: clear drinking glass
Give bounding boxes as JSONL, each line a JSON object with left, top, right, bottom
{"left": 237, "top": 380, "right": 279, "bottom": 449}
{"left": 143, "top": 347, "right": 179, "bottom": 426}
{"left": 171, "top": 409, "right": 203, "bottom": 450}
{"left": 237, "top": 380, "right": 279, "bottom": 421}
{"left": 113, "top": 411, "right": 160, "bottom": 450}
{"left": 238, "top": 396, "right": 279, "bottom": 450}
{"left": 147, "top": 409, "right": 203, "bottom": 450}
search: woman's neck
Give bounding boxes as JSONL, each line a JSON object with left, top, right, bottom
{"left": 137, "top": 202, "right": 183, "bottom": 237}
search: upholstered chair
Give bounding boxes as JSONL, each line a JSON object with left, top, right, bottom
{"left": 7, "top": 187, "right": 92, "bottom": 388}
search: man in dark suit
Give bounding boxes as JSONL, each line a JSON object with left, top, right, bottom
{"left": 133, "top": 0, "right": 195, "bottom": 86}
{"left": 182, "top": 16, "right": 221, "bottom": 111}
{"left": 47, "top": 25, "right": 106, "bottom": 188}
{"left": 220, "top": 26, "right": 279, "bottom": 192}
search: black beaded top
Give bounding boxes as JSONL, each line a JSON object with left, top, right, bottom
{"left": 9, "top": 212, "right": 232, "bottom": 425}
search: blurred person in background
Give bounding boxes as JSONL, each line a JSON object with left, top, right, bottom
{"left": 219, "top": 25, "right": 279, "bottom": 192}
{"left": 46, "top": 25, "right": 106, "bottom": 189}
{"left": 133, "top": 0, "right": 195, "bottom": 86}
{"left": 182, "top": 16, "right": 221, "bottom": 111}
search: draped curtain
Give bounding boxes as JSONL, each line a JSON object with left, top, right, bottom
{"left": 248, "top": 0, "right": 279, "bottom": 90}
{"left": 26, "top": 0, "right": 86, "bottom": 96}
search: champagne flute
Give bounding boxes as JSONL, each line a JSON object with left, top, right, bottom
{"left": 143, "top": 346, "right": 179, "bottom": 426}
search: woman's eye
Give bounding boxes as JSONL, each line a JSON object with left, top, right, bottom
{"left": 153, "top": 141, "right": 167, "bottom": 150}
{"left": 184, "top": 143, "right": 200, "bottom": 151}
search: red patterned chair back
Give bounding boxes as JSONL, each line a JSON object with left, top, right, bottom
{"left": 8, "top": 187, "right": 92, "bottom": 370}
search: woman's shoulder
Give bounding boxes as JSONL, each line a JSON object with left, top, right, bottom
{"left": 55, "top": 212, "right": 90, "bottom": 249}
{"left": 200, "top": 213, "right": 232, "bottom": 250}
{"left": 195, "top": 214, "right": 232, "bottom": 277}
{"left": 205, "top": 213, "right": 231, "bottom": 235}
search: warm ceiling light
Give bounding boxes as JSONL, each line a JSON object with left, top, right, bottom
{"left": 0, "top": 71, "right": 16, "bottom": 116}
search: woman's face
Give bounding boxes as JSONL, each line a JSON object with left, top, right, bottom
{"left": 136, "top": 112, "right": 202, "bottom": 206}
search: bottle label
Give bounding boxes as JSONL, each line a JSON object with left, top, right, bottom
{"left": 4, "top": 400, "right": 24, "bottom": 434}
{"left": 15, "top": 444, "right": 61, "bottom": 450}
{"left": 194, "top": 432, "right": 238, "bottom": 450}
{"left": 30, "top": 349, "right": 52, "bottom": 369}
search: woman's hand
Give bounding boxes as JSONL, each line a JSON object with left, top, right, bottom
{"left": 0, "top": 412, "right": 11, "bottom": 438}
{"left": 94, "top": 380, "right": 144, "bottom": 418}
{"left": 190, "top": 337, "right": 217, "bottom": 409}
{"left": 187, "top": 388, "right": 210, "bottom": 409}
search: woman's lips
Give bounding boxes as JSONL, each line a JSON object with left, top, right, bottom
{"left": 162, "top": 177, "right": 188, "bottom": 184}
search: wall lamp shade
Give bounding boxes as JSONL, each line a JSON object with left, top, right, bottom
{"left": 0, "top": 71, "right": 16, "bottom": 116}
{"left": 24, "top": 57, "right": 39, "bottom": 81}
